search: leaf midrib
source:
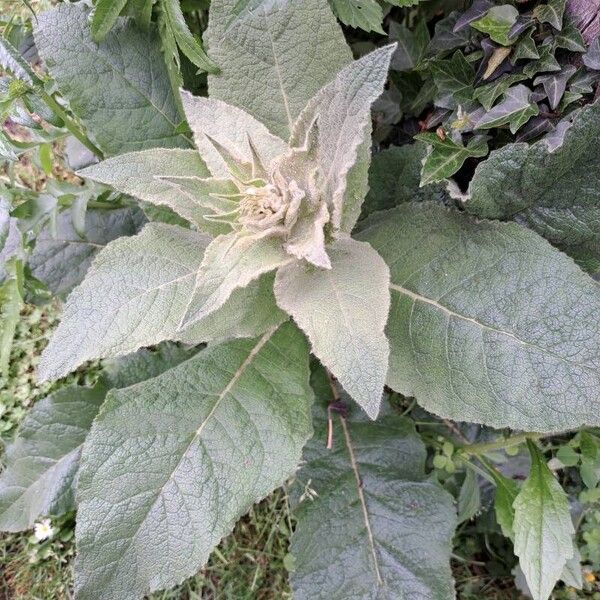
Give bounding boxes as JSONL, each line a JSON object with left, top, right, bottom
{"left": 84, "top": 326, "right": 277, "bottom": 593}
{"left": 390, "top": 282, "right": 596, "bottom": 374}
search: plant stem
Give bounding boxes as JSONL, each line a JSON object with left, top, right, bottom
{"left": 460, "top": 432, "right": 544, "bottom": 456}
{"left": 38, "top": 91, "right": 104, "bottom": 159}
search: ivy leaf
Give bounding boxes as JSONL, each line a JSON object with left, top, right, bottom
{"left": 466, "top": 101, "right": 600, "bottom": 271}
{"left": 534, "top": 65, "right": 577, "bottom": 110}
{"left": 78, "top": 149, "right": 229, "bottom": 236}
{"left": 359, "top": 202, "right": 600, "bottom": 432}
{"left": 274, "top": 238, "right": 390, "bottom": 419}
{"left": 0, "top": 383, "right": 107, "bottom": 532}
{"left": 29, "top": 206, "right": 146, "bottom": 296}
{"left": 513, "top": 441, "right": 574, "bottom": 600}
{"left": 289, "top": 45, "right": 396, "bottom": 232}
{"left": 430, "top": 50, "right": 475, "bottom": 103}
{"left": 453, "top": 0, "right": 494, "bottom": 32}
{"left": 362, "top": 144, "right": 447, "bottom": 217}
{"left": 74, "top": 324, "right": 313, "bottom": 600}
{"left": 583, "top": 38, "right": 600, "bottom": 71}
{"left": 38, "top": 224, "right": 284, "bottom": 381}
{"left": 512, "top": 30, "right": 540, "bottom": 63}
{"left": 389, "top": 20, "right": 429, "bottom": 71}
{"left": 290, "top": 367, "right": 456, "bottom": 599}
{"left": 91, "top": 0, "right": 129, "bottom": 42}
{"left": 205, "top": 0, "right": 352, "bottom": 140}
{"left": 34, "top": 3, "right": 191, "bottom": 156}
{"left": 415, "top": 133, "right": 488, "bottom": 185}
{"left": 475, "top": 84, "right": 539, "bottom": 133}
{"left": 534, "top": 0, "right": 567, "bottom": 31}
{"left": 523, "top": 45, "right": 561, "bottom": 78}
{"left": 328, "top": 0, "right": 384, "bottom": 34}
{"left": 554, "top": 20, "right": 587, "bottom": 52}
{"left": 474, "top": 73, "right": 528, "bottom": 110}
{"left": 471, "top": 5, "right": 520, "bottom": 46}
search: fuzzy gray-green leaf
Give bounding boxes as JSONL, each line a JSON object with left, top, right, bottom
{"left": 205, "top": 0, "right": 352, "bottom": 140}
{"left": 34, "top": 3, "right": 191, "bottom": 156}
{"left": 467, "top": 101, "right": 600, "bottom": 272}
{"left": 290, "top": 367, "right": 456, "bottom": 599}
{"left": 75, "top": 324, "right": 313, "bottom": 600}
{"left": 359, "top": 202, "right": 600, "bottom": 432}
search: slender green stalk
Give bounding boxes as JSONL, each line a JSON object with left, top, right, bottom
{"left": 460, "top": 432, "right": 544, "bottom": 456}
{"left": 38, "top": 91, "right": 104, "bottom": 159}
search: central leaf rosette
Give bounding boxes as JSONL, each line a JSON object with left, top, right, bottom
{"left": 187, "top": 127, "right": 332, "bottom": 269}
{"left": 57, "top": 44, "right": 396, "bottom": 421}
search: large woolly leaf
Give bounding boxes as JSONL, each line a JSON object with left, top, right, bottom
{"left": 180, "top": 92, "right": 287, "bottom": 178}
{"left": 180, "top": 232, "right": 292, "bottom": 329}
{"left": 466, "top": 102, "right": 600, "bottom": 273}
{"left": 77, "top": 149, "right": 228, "bottom": 235}
{"left": 29, "top": 207, "right": 146, "bottom": 296}
{"left": 0, "top": 345, "right": 192, "bottom": 532}
{"left": 38, "top": 224, "right": 285, "bottom": 381}
{"left": 359, "top": 203, "right": 600, "bottom": 432}
{"left": 513, "top": 441, "right": 575, "bottom": 600}
{"left": 74, "top": 324, "right": 313, "bottom": 600}
{"left": 34, "top": 3, "right": 191, "bottom": 156}
{"left": 0, "top": 384, "right": 107, "bottom": 532}
{"left": 205, "top": 0, "right": 352, "bottom": 140}
{"left": 290, "top": 45, "right": 396, "bottom": 232}
{"left": 274, "top": 238, "right": 390, "bottom": 419}
{"left": 290, "top": 367, "right": 456, "bottom": 599}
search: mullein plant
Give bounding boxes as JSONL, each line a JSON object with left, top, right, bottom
{"left": 38, "top": 44, "right": 397, "bottom": 419}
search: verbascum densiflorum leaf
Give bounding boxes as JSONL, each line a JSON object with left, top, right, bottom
{"left": 74, "top": 324, "right": 313, "bottom": 600}
{"left": 290, "top": 367, "right": 457, "bottom": 599}
{"left": 38, "top": 224, "right": 285, "bottom": 382}
{"left": 0, "top": 345, "right": 193, "bottom": 532}
{"left": 274, "top": 238, "right": 390, "bottom": 419}
{"left": 359, "top": 202, "right": 600, "bottom": 432}
{"left": 205, "top": 0, "right": 352, "bottom": 140}
{"left": 465, "top": 101, "right": 600, "bottom": 275}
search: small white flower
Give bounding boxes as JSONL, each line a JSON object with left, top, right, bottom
{"left": 33, "top": 518, "right": 54, "bottom": 541}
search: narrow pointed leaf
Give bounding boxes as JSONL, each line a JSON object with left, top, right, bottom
{"left": 513, "top": 441, "right": 574, "bottom": 600}
{"left": 290, "top": 45, "right": 396, "bottom": 232}
{"left": 91, "top": 0, "right": 128, "bottom": 41}
{"left": 274, "top": 238, "right": 390, "bottom": 419}
{"left": 205, "top": 0, "right": 352, "bottom": 140}
{"left": 180, "top": 92, "right": 287, "bottom": 178}
{"left": 74, "top": 324, "right": 313, "bottom": 600}
{"left": 290, "top": 368, "right": 456, "bottom": 599}
{"left": 359, "top": 203, "right": 600, "bottom": 432}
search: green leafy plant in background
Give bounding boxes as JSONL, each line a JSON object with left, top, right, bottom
{"left": 1, "top": 0, "right": 600, "bottom": 599}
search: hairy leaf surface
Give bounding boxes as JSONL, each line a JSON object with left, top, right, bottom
{"left": 467, "top": 102, "right": 600, "bottom": 272}
{"left": 513, "top": 441, "right": 574, "bottom": 600}
{"left": 29, "top": 207, "right": 146, "bottom": 296}
{"left": 77, "top": 149, "right": 227, "bottom": 235}
{"left": 290, "top": 45, "right": 395, "bottom": 231}
{"left": 359, "top": 203, "right": 600, "bottom": 432}
{"left": 0, "top": 345, "right": 193, "bottom": 532}
{"left": 205, "top": 0, "right": 352, "bottom": 140}
{"left": 290, "top": 368, "right": 456, "bottom": 599}
{"left": 35, "top": 3, "right": 191, "bottom": 155}
{"left": 38, "top": 224, "right": 285, "bottom": 381}
{"left": 0, "top": 384, "right": 106, "bottom": 532}
{"left": 75, "top": 324, "right": 313, "bottom": 600}
{"left": 274, "top": 238, "right": 389, "bottom": 419}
